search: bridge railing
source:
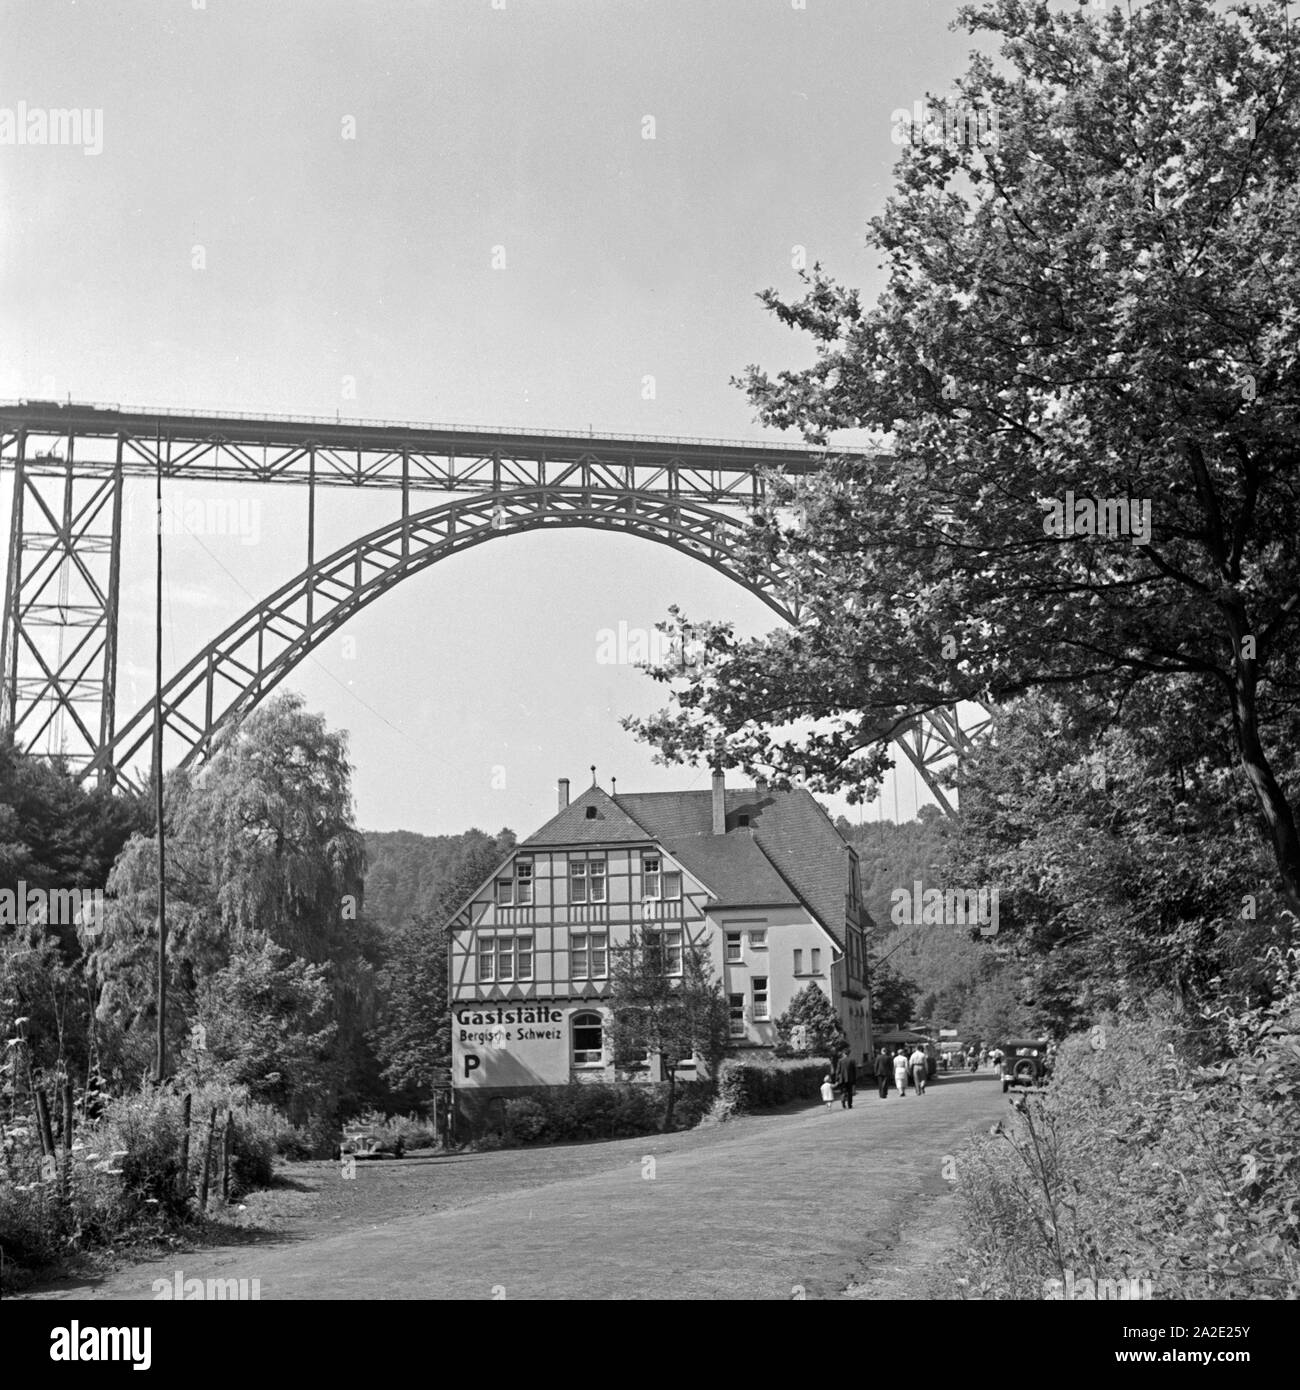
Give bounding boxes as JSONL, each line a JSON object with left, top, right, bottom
{"left": 0, "top": 399, "right": 877, "bottom": 455}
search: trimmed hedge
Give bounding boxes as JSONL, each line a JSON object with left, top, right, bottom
{"left": 715, "top": 1058, "right": 828, "bottom": 1116}
{"left": 493, "top": 1079, "right": 712, "bottom": 1146}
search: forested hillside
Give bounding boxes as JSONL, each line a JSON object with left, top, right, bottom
{"left": 362, "top": 827, "right": 517, "bottom": 935}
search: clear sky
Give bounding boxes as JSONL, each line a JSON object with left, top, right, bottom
{"left": 0, "top": 0, "right": 987, "bottom": 836}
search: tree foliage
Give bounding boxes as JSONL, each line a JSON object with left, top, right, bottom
{"left": 773, "top": 981, "right": 846, "bottom": 1057}
{"left": 92, "top": 693, "right": 373, "bottom": 1103}
{"left": 606, "top": 928, "right": 729, "bottom": 1129}
{"left": 371, "top": 828, "right": 516, "bottom": 1096}
{"left": 627, "top": 0, "right": 1300, "bottom": 908}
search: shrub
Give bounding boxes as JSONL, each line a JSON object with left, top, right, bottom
{"left": 949, "top": 949, "right": 1300, "bottom": 1300}
{"left": 503, "top": 1097, "right": 548, "bottom": 1144}
{"left": 713, "top": 1059, "right": 827, "bottom": 1117}
{"left": 480, "top": 1081, "right": 709, "bottom": 1147}
{"left": 0, "top": 1078, "right": 286, "bottom": 1291}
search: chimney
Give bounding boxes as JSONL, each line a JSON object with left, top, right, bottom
{"left": 558, "top": 778, "right": 570, "bottom": 811}
{"left": 712, "top": 769, "right": 726, "bottom": 835}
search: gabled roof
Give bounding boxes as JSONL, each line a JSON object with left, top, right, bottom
{"left": 522, "top": 783, "right": 653, "bottom": 847}
{"left": 617, "top": 785, "right": 854, "bottom": 947}
{"left": 661, "top": 832, "right": 799, "bottom": 910}
{"left": 454, "top": 780, "right": 858, "bottom": 949}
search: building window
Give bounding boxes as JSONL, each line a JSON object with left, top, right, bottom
{"left": 737, "top": 814, "right": 750, "bottom": 826}
{"left": 480, "top": 934, "right": 532, "bottom": 982}
{"left": 570, "top": 931, "right": 608, "bottom": 980}
{"left": 728, "top": 993, "right": 746, "bottom": 1037}
{"left": 645, "top": 927, "right": 683, "bottom": 976}
{"left": 752, "top": 977, "right": 769, "bottom": 1021}
{"left": 497, "top": 861, "right": 532, "bottom": 906}
{"left": 748, "top": 929, "right": 767, "bottom": 949}
{"left": 810, "top": 948, "right": 821, "bottom": 973}
{"left": 793, "top": 948, "right": 803, "bottom": 974}
{"left": 725, "top": 931, "right": 742, "bottom": 963}
{"left": 572, "top": 1011, "right": 604, "bottom": 1066}
{"left": 642, "top": 855, "right": 681, "bottom": 900}
{"left": 571, "top": 857, "right": 606, "bottom": 905}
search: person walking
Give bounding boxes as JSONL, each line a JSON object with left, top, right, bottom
{"left": 892, "top": 1047, "right": 909, "bottom": 1097}
{"left": 835, "top": 1051, "right": 857, "bottom": 1108}
{"left": 874, "top": 1046, "right": 891, "bottom": 1099}
{"left": 820, "top": 1074, "right": 836, "bottom": 1112}
{"left": 909, "top": 1044, "right": 927, "bottom": 1095}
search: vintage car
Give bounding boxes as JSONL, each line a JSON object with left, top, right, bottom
{"left": 998, "top": 1038, "right": 1052, "bottom": 1092}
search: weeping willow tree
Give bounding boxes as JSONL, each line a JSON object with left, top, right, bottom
{"left": 92, "top": 693, "right": 373, "bottom": 1110}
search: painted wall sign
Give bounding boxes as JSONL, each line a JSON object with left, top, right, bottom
{"left": 453, "top": 1006, "right": 572, "bottom": 1087}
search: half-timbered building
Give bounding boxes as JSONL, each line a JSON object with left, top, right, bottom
{"left": 446, "top": 772, "right": 872, "bottom": 1109}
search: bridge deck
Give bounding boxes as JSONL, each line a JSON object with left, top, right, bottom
{"left": 0, "top": 401, "right": 872, "bottom": 497}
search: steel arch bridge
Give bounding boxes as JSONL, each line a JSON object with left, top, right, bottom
{"left": 0, "top": 400, "right": 987, "bottom": 812}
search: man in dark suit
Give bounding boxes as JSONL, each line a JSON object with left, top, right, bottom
{"left": 873, "top": 1046, "right": 891, "bottom": 1099}
{"left": 834, "top": 1051, "right": 857, "bottom": 1108}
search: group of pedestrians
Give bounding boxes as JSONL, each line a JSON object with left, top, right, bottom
{"left": 819, "top": 1043, "right": 938, "bottom": 1111}
{"left": 874, "top": 1044, "right": 929, "bottom": 1097}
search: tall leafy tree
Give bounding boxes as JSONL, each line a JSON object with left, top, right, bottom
{"left": 950, "top": 689, "right": 1288, "bottom": 1030}
{"left": 628, "top": 0, "right": 1300, "bottom": 908}
{"left": 94, "top": 693, "right": 371, "bottom": 1105}
{"left": 606, "top": 928, "right": 729, "bottom": 1130}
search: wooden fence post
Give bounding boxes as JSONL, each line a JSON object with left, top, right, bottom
{"left": 34, "top": 1086, "right": 55, "bottom": 1157}
{"left": 198, "top": 1105, "right": 217, "bottom": 1213}
{"left": 177, "top": 1093, "right": 192, "bottom": 1202}
{"left": 61, "top": 1076, "right": 74, "bottom": 1198}
{"left": 221, "top": 1110, "right": 233, "bottom": 1203}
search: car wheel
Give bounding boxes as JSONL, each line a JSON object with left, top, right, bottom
{"left": 1012, "top": 1058, "right": 1039, "bottom": 1084}
{"left": 1001, "top": 1079, "right": 1009, "bottom": 1093}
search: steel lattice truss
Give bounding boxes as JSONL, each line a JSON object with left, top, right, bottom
{"left": 85, "top": 486, "right": 799, "bottom": 784}
{"left": 893, "top": 701, "right": 996, "bottom": 817}
{"left": 0, "top": 401, "right": 988, "bottom": 813}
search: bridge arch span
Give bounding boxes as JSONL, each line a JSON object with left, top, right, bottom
{"left": 87, "top": 486, "right": 795, "bottom": 783}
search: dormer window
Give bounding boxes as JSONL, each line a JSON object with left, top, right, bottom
{"left": 585, "top": 806, "right": 598, "bottom": 819}
{"left": 737, "top": 814, "right": 750, "bottom": 827}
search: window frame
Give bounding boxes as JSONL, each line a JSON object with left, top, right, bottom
{"left": 725, "top": 931, "right": 743, "bottom": 963}
{"left": 793, "top": 947, "right": 803, "bottom": 975}
{"left": 514, "top": 859, "right": 533, "bottom": 906}
{"left": 752, "top": 976, "right": 769, "bottom": 1021}
{"left": 571, "top": 1010, "right": 605, "bottom": 1067}
{"left": 642, "top": 853, "right": 661, "bottom": 900}
{"left": 570, "top": 930, "right": 609, "bottom": 980}
{"left": 645, "top": 926, "right": 684, "bottom": 977}
{"left": 728, "top": 993, "right": 746, "bottom": 1038}
{"left": 479, "top": 933, "right": 532, "bottom": 983}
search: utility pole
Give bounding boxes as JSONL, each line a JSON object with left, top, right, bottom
{"left": 153, "top": 424, "right": 167, "bottom": 1085}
